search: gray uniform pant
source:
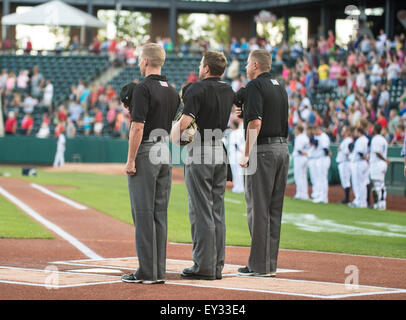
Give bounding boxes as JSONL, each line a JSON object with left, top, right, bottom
{"left": 127, "top": 142, "right": 172, "bottom": 281}
{"left": 245, "top": 141, "right": 290, "bottom": 274}
{"left": 184, "top": 144, "right": 227, "bottom": 278}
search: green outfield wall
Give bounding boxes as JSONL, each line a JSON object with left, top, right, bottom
{"left": 0, "top": 136, "right": 404, "bottom": 195}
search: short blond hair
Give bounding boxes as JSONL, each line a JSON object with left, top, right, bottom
{"left": 141, "top": 43, "right": 166, "bottom": 68}
{"left": 249, "top": 49, "right": 272, "bottom": 72}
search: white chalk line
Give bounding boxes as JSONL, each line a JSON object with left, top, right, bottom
{"left": 31, "top": 183, "right": 87, "bottom": 210}
{"left": 0, "top": 266, "right": 120, "bottom": 289}
{"left": 0, "top": 187, "right": 102, "bottom": 260}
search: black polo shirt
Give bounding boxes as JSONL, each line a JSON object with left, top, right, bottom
{"left": 243, "top": 72, "right": 288, "bottom": 139}
{"left": 130, "top": 74, "right": 180, "bottom": 139}
{"left": 182, "top": 77, "right": 235, "bottom": 136}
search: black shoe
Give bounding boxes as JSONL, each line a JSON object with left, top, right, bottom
{"left": 181, "top": 267, "right": 216, "bottom": 280}
{"left": 121, "top": 273, "right": 142, "bottom": 283}
{"left": 237, "top": 266, "right": 276, "bottom": 277}
{"left": 121, "top": 273, "right": 164, "bottom": 284}
{"left": 237, "top": 266, "right": 255, "bottom": 276}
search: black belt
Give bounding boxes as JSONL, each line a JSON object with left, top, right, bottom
{"left": 257, "top": 137, "right": 287, "bottom": 145}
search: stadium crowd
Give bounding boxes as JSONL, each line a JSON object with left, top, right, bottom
{"left": 1, "top": 29, "right": 406, "bottom": 145}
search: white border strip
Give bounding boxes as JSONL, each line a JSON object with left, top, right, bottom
{"left": 0, "top": 266, "right": 121, "bottom": 288}
{"left": 0, "top": 187, "right": 101, "bottom": 260}
{"left": 31, "top": 183, "right": 87, "bottom": 210}
{"left": 164, "top": 281, "right": 406, "bottom": 299}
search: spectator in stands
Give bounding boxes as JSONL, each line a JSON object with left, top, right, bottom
{"left": 66, "top": 117, "right": 76, "bottom": 138}
{"left": 370, "top": 60, "right": 384, "bottom": 85}
{"left": 70, "top": 35, "right": 81, "bottom": 52}
{"left": 20, "top": 113, "right": 33, "bottom": 136}
{"left": 68, "top": 99, "right": 82, "bottom": 124}
{"left": 318, "top": 59, "right": 329, "bottom": 86}
{"left": 82, "top": 111, "right": 93, "bottom": 136}
{"left": 376, "top": 110, "right": 388, "bottom": 129}
{"left": 57, "top": 105, "right": 67, "bottom": 122}
{"left": 93, "top": 108, "right": 104, "bottom": 136}
{"left": 226, "top": 56, "right": 240, "bottom": 81}
{"left": 0, "top": 69, "right": 8, "bottom": 90}
{"left": 387, "top": 56, "right": 401, "bottom": 86}
{"left": 24, "top": 38, "right": 32, "bottom": 55}
{"left": 186, "top": 70, "right": 198, "bottom": 83}
{"left": 106, "top": 101, "right": 117, "bottom": 132}
{"left": 391, "top": 123, "right": 405, "bottom": 145}
{"left": 126, "top": 42, "right": 137, "bottom": 66}
{"left": 337, "top": 60, "right": 348, "bottom": 98}
{"left": 36, "top": 120, "right": 50, "bottom": 138}
{"left": 43, "top": 80, "right": 54, "bottom": 110}
{"left": 378, "top": 84, "right": 390, "bottom": 117}
{"left": 91, "top": 36, "right": 101, "bottom": 55}
{"left": 22, "top": 93, "right": 37, "bottom": 114}
{"left": 31, "top": 66, "right": 44, "bottom": 98}
{"left": 105, "top": 84, "right": 117, "bottom": 102}
{"left": 388, "top": 109, "right": 401, "bottom": 141}
{"left": 6, "top": 72, "right": 16, "bottom": 91}
{"left": 16, "top": 70, "right": 29, "bottom": 93}
{"left": 4, "top": 111, "right": 17, "bottom": 135}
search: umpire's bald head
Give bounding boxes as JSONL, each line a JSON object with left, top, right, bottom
{"left": 246, "top": 49, "right": 272, "bottom": 79}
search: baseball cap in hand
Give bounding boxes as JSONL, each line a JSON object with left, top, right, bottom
{"left": 120, "top": 82, "right": 137, "bottom": 109}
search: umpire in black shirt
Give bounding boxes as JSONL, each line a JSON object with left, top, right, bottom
{"left": 237, "top": 49, "right": 290, "bottom": 277}
{"left": 122, "top": 43, "right": 180, "bottom": 284}
{"left": 171, "top": 51, "right": 235, "bottom": 280}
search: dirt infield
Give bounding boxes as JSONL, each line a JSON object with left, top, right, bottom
{"left": 1, "top": 165, "right": 406, "bottom": 301}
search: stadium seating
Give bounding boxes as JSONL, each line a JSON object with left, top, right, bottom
{"left": 0, "top": 54, "right": 110, "bottom": 107}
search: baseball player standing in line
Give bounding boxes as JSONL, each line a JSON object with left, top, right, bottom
{"left": 369, "top": 124, "right": 389, "bottom": 210}
{"left": 53, "top": 127, "right": 66, "bottom": 168}
{"left": 349, "top": 127, "right": 370, "bottom": 208}
{"left": 307, "top": 126, "right": 319, "bottom": 201}
{"left": 122, "top": 43, "right": 180, "bottom": 284}
{"left": 237, "top": 49, "right": 290, "bottom": 277}
{"left": 228, "top": 119, "right": 245, "bottom": 193}
{"left": 292, "top": 124, "right": 310, "bottom": 200}
{"left": 336, "top": 126, "right": 354, "bottom": 204}
{"left": 171, "top": 51, "right": 235, "bottom": 280}
{"left": 312, "top": 126, "right": 331, "bottom": 203}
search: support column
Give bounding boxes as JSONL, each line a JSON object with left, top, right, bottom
{"left": 150, "top": 9, "right": 170, "bottom": 42}
{"left": 319, "top": 3, "right": 329, "bottom": 38}
{"left": 230, "top": 11, "right": 255, "bottom": 41}
{"left": 385, "top": 0, "right": 394, "bottom": 40}
{"left": 169, "top": 0, "right": 177, "bottom": 46}
{"left": 283, "top": 12, "right": 289, "bottom": 43}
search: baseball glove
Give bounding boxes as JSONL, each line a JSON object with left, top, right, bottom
{"left": 174, "top": 109, "right": 198, "bottom": 146}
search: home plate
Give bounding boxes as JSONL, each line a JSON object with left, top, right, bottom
{"left": 51, "top": 257, "right": 303, "bottom": 275}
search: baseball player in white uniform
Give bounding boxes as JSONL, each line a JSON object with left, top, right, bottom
{"left": 306, "top": 126, "right": 319, "bottom": 201}
{"left": 292, "top": 125, "right": 310, "bottom": 200}
{"left": 228, "top": 119, "right": 245, "bottom": 193}
{"left": 369, "top": 124, "right": 389, "bottom": 210}
{"left": 313, "top": 126, "right": 331, "bottom": 203}
{"left": 349, "top": 127, "right": 369, "bottom": 208}
{"left": 336, "top": 126, "right": 354, "bottom": 204}
{"left": 53, "top": 130, "right": 66, "bottom": 168}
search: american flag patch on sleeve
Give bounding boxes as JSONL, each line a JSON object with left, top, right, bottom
{"left": 159, "top": 81, "right": 169, "bottom": 87}
{"left": 271, "top": 79, "right": 279, "bottom": 85}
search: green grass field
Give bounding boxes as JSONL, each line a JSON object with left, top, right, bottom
{"left": 1, "top": 166, "right": 406, "bottom": 258}
{"left": 0, "top": 192, "right": 53, "bottom": 239}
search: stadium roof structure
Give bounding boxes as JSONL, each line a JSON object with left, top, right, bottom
{"left": 1, "top": 0, "right": 106, "bottom": 28}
